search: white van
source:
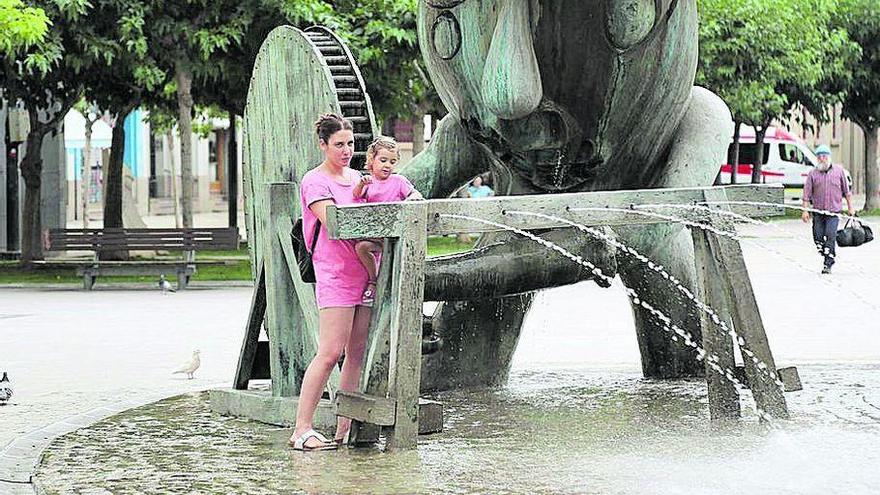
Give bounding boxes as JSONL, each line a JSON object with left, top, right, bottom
{"left": 719, "top": 126, "right": 852, "bottom": 188}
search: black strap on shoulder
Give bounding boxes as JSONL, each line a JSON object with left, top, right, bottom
{"left": 310, "top": 221, "right": 321, "bottom": 252}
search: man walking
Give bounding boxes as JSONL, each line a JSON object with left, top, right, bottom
{"left": 802, "top": 145, "right": 855, "bottom": 274}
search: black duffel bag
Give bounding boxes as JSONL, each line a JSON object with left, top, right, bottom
{"left": 291, "top": 218, "right": 321, "bottom": 283}
{"left": 836, "top": 218, "right": 873, "bottom": 247}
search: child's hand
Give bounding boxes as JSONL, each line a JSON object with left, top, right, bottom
{"left": 406, "top": 190, "right": 425, "bottom": 201}
{"left": 359, "top": 175, "right": 373, "bottom": 186}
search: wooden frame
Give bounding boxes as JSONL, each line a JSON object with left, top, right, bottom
{"left": 229, "top": 183, "right": 795, "bottom": 450}
{"left": 324, "top": 183, "right": 791, "bottom": 448}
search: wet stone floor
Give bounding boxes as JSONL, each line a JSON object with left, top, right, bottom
{"left": 35, "top": 364, "right": 880, "bottom": 495}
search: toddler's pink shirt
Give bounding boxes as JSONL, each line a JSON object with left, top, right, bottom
{"left": 300, "top": 166, "right": 369, "bottom": 309}
{"left": 363, "top": 174, "right": 415, "bottom": 203}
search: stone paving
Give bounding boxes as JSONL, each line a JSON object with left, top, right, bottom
{"left": 1, "top": 218, "right": 879, "bottom": 493}
{"left": 0, "top": 287, "right": 252, "bottom": 490}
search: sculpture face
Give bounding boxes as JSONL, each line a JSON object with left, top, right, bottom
{"left": 419, "top": 0, "right": 699, "bottom": 191}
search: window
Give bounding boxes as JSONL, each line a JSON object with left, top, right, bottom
{"left": 779, "top": 144, "right": 804, "bottom": 164}
{"left": 727, "top": 143, "right": 770, "bottom": 164}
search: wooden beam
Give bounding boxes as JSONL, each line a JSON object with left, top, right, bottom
{"left": 323, "top": 184, "right": 784, "bottom": 240}
{"left": 705, "top": 211, "right": 790, "bottom": 420}
{"left": 692, "top": 216, "right": 741, "bottom": 421}
{"left": 234, "top": 263, "right": 266, "bottom": 390}
{"left": 336, "top": 392, "right": 444, "bottom": 435}
{"left": 733, "top": 366, "right": 802, "bottom": 393}
{"left": 350, "top": 242, "right": 395, "bottom": 445}
{"left": 335, "top": 391, "right": 396, "bottom": 426}
{"left": 385, "top": 202, "right": 428, "bottom": 450}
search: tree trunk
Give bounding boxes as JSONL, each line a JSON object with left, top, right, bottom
{"left": 101, "top": 105, "right": 136, "bottom": 260}
{"left": 176, "top": 64, "right": 195, "bottom": 228}
{"left": 227, "top": 111, "right": 238, "bottom": 229}
{"left": 168, "top": 129, "right": 182, "bottom": 228}
{"left": 752, "top": 126, "right": 767, "bottom": 184}
{"left": 19, "top": 120, "right": 48, "bottom": 263}
{"left": 729, "top": 121, "right": 741, "bottom": 185}
{"left": 81, "top": 119, "right": 94, "bottom": 228}
{"left": 865, "top": 126, "right": 880, "bottom": 211}
{"left": 104, "top": 112, "right": 127, "bottom": 230}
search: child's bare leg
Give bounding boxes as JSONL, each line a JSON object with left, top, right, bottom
{"left": 355, "top": 240, "right": 382, "bottom": 281}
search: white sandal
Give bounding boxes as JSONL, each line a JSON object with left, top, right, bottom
{"left": 289, "top": 429, "right": 337, "bottom": 451}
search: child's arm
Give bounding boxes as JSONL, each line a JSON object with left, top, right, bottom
{"left": 353, "top": 175, "right": 372, "bottom": 199}
{"left": 405, "top": 189, "right": 425, "bottom": 201}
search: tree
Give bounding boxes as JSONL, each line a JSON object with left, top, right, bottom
{"left": 0, "top": 0, "right": 49, "bottom": 55}
{"left": 72, "top": 100, "right": 101, "bottom": 228}
{"left": 835, "top": 0, "right": 880, "bottom": 210}
{"left": 1, "top": 0, "right": 91, "bottom": 263}
{"left": 697, "top": 0, "right": 829, "bottom": 183}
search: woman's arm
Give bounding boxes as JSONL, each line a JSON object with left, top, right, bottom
{"left": 309, "top": 199, "right": 334, "bottom": 225}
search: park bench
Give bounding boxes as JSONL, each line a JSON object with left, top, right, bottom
{"left": 45, "top": 227, "right": 239, "bottom": 290}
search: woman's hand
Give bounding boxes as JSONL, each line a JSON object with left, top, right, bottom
{"left": 359, "top": 175, "right": 373, "bottom": 186}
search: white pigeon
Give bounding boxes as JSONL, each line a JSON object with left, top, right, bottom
{"left": 159, "top": 275, "right": 175, "bottom": 294}
{"left": 173, "top": 350, "right": 201, "bottom": 379}
{"left": 0, "top": 372, "right": 12, "bottom": 404}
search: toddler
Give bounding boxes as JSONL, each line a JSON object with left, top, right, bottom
{"left": 353, "top": 136, "right": 423, "bottom": 305}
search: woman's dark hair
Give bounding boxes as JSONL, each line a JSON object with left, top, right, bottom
{"left": 314, "top": 113, "right": 353, "bottom": 144}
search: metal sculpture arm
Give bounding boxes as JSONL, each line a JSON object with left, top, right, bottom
{"left": 424, "top": 228, "right": 617, "bottom": 301}
{"left": 398, "top": 115, "right": 490, "bottom": 199}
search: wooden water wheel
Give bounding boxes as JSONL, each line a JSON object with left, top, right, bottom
{"left": 240, "top": 25, "right": 378, "bottom": 397}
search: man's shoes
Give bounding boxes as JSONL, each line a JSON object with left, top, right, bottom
{"left": 821, "top": 266, "right": 832, "bottom": 274}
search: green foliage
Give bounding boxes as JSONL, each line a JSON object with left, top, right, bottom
{"left": 834, "top": 0, "right": 880, "bottom": 131}
{"left": 0, "top": 0, "right": 49, "bottom": 55}
{"left": 696, "top": 0, "right": 836, "bottom": 128}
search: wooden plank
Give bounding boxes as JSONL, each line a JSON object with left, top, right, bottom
{"left": 335, "top": 391, "right": 397, "bottom": 426}
{"left": 385, "top": 202, "right": 428, "bottom": 450}
{"left": 326, "top": 184, "right": 785, "bottom": 239}
{"left": 350, "top": 241, "right": 395, "bottom": 445}
{"left": 234, "top": 264, "right": 266, "bottom": 390}
{"left": 76, "top": 265, "right": 195, "bottom": 276}
{"left": 336, "top": 393, "right": 443, "bottom": 435}
{"left": 705, "top": 196, "right": 789, "bottom": 420}
{"left": 266, "top": 183, "right": 337, "bottom": 397}
{"left": 734, "top": 366, "right": 802, "bottom": 393}
{"left": 692, "top": 189, "right": 741, "bottom": 421}
{"left": 46, "top": 227, "right": 239, "bottom": 252}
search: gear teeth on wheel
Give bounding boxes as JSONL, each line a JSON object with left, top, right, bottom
{"left": 305, "top": 26, "right": 377, "bottom": 170}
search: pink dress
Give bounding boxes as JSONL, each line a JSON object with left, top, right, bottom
{"left": 363, "top": 174, "right": 415, "bottom": 203}
{"left": 300, "top": 167, "right": 369, "bottom": 309}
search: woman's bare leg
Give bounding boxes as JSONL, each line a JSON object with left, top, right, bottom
{"left": 334, "top": 305, "right": 373, "bottom": 441}
{"left": 291, "top": 307, "right": 355, "bottom": 448}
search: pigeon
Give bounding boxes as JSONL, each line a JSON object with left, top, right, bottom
{"left": 159, "top": 275, "right": 175, "bottom": 294}
{"left": 172, "top": 350, "right": 201, "bottom": 379}
{"left": 0, "top": 372, "right": 12, "bottom": 404}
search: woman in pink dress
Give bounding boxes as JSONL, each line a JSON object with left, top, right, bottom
{"left": 289, "top": 113, "right": 371, "bottom": 451}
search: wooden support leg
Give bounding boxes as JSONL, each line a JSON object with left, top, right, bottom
{"left": 83, "top": 272, "right": 95, "bottom": 290}
{"left": 350, "top": 242, "right": 395, "bottom": 445}
{"left": 234, "top": 264, "right": 267, "bottom": 390}
{"left": 692, "top": 227, "right": 740, "bottom": 420}
{"left": 706, "top": 230, "right": 789, "bottom": 419}
{"left": 699, "top": 189, "right": 788, "bottom": 420}
{"left": 385, "top": 203, "right": 428, "bottom": 450}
